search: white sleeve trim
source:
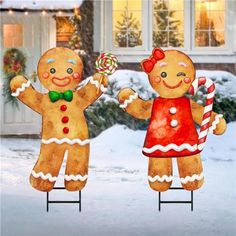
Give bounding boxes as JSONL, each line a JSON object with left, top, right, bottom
{"left": 11, "top": 80, "right": 31, "bottom": 97}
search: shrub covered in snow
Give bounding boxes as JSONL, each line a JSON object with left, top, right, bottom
{"left": 85, "top": 70, "right": 236, "bottom": 137}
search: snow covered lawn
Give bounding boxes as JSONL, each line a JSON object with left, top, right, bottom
{"left": 1, "top": 123, "right": 236, "bottom": 236}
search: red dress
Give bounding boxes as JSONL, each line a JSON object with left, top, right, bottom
{"left": 142, "top": 96, "right": 200, "bottom": 158}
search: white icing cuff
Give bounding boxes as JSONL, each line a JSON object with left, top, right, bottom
{"left": 119, "top": 93, "right": 138, "bottom": 109}
{"left": 11, "top": 80, "right": 31, "bottom": 97}
{"left": 42, "top": 138, "right": 90, "bottom": 145}
{"left": 209, "top": 114, "right": 223, "bottom": 133}
{"left": 148, "top": 175, "right": 173, "bottom": 183}
{"left": 180, "top": 172, "right": 204, "bottom": 184}
{"left": 65, "top": 174, "right": 88, "bottom": 181}
{"left": 89, "top": 76, "right": 107, "bottom": 93}
{"left": 31, "top": 170, "right": 57, "bottom": 182}
{"left": 143, "top": 143, "right": 198, "bottom": 153}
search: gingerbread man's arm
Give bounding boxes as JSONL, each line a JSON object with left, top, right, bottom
{"left": 10, "top": 75, "right": 43, "bottom": 114}
{"left": 118, "top": 88, "right": 153, "bottom": 120}
{"left": 76, "top": 73, "right": 108, "bottom": 109}
{"left": 190, "top": 99, "right": 227, "bottom": 135}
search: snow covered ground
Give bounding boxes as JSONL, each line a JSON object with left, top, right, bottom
{"left": 1, "top": 123, "right": 236, "bottom": 236}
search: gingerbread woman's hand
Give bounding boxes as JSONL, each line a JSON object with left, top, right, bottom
{"left": 190, "top": 99, "right": 227, "bottom": 135}
{"left": 118, "top": 88, "right": 153, "bottom": 120}
{"left": 10, "top": 75, "right": 43, "bottom": 114}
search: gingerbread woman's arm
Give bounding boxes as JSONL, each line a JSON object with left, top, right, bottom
{"left": 10, "top": 75, "right": 43, "bottom": 114}
{"left": 118, "top": 88, "right": 153, "bottom": 120}
{"left": 76, "top": 73, "right": 108, "bottom": 109}
{"left": 190, "top": 99, "right": 227, "bottom": 135}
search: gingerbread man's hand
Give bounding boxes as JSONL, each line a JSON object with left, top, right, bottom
{"left": 118, "top": 88, "right": 153, "bottom": 120}
{"left": 76, "top": 73, "right": 108, "bottom": 109}
{"left": 10, "top": 75, "right": 43, "bottom": 114}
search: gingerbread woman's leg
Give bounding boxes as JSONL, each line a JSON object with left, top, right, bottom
{"left": 177, "top": 153, "right": 204, "bottom": 191}
{"left": 64, "top": 144, "right": 89, "bottom": 191}
{"left": 148, "top": 157, "right": 173, "bottom": 192}
{"left": 30, "top": 143, "right": 65, "bottom": 192}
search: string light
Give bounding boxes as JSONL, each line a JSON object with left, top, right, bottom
{"left": 58, "top": 10, "right": 62, "bottom": 16}
{"left": 8, "top": 9, "right": 13, "bottom": 15}
{"left": 42, "top": 10, "right": 47, "bottom": 16}
{"left": 24, "top": 11, "right": 28, "bottom": 16}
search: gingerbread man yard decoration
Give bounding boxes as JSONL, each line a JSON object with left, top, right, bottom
{"left": 10, "top": 47, "right": 117, "bottom": 192}
{"left": 118, "top": 48, "right": 226, "bottom": 192}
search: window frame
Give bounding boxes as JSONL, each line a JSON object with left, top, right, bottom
{"left": 99, "top": 0, "right": 234, "bottom": 62}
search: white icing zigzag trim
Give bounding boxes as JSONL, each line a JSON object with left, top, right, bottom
{"left": 89, "top": 76, "right": 107, "bottom": 93}
{"left": 120, "top": 93, "right": 138, "bottom": 108}
{"left": 180, "top": 172, "right": 204, "bottom": 184}
{"left": 148, "top": 175, "right": 173, "bottom": 183}
{"left": 11, "top": 80, "right": 31, "bottom": 97}
{"left": 65, "top": 174, "right": 88, "bottom": 181}
{"left": 209, "top": 114, "right": 223, "bottom": 133}
{"left": 31, "top": 170, "right": 57, "bottom": 182}
{"left": 143, "top": 143, "right": 198, "bottom": 153}
{"left": 42, "top": 138, "right": 90, "bottom": 145}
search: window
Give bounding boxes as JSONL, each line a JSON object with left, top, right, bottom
{"left": 105, "top": 0, "right": 230, "bottom": 56}
{"left": 153, "top": 0, "right": 184, "bottom": 48}
{"left": 195, "top": 0, "right": 225, "bottom": 47}
{"left": 112, "top": 0, "right": 142, "bottom": 48}
{"left": 3, "top": 24, "right": 23, "bottom": 48}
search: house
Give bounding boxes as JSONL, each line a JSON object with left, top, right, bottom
{"left": 0, "top": 0, "right": 236, "bottom": 135}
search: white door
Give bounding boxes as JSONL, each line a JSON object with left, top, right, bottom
{"left": 0, "top": 13, "right": 42, "bottom": 135}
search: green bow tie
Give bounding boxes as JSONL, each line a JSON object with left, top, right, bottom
{"left": 49, "top": 90, "right": 73, "bottom": 103}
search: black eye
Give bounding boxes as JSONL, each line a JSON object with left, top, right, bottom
{"left": 177, "top": 72, "right": 186, "bottom": 77}
{"left": 161, "top": 72, "right": 167, "bottom": 78}
{"left": 67, "top": 68, "right": 73, "bottom": 74}
{"left": 50, "top": 68, "right": 56, "bottom": 74}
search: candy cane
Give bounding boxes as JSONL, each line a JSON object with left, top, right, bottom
{"left": 188, "top": 77, "right": 215, "bottom": 151}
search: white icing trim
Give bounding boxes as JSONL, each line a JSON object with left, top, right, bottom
{"left": 209, "top": 114, "right": 223, "bottom": 133}
{"left": 31, "top": 170, "right": 57, "bottom": 182}
{"left": 148, "top": 175, "right": 173, "bottom": 183}
{"left": 119, "top": 93, "right": 138, "bottom": 108}
{"left": 143, "top": 143, "right": 198, "bottom": 153}
{"left": 89, "top": 76, "right": 107, "bottom": 93}
{"left": 180, "top": 172, "right": 204, "bottom": 184}
{"left": 11, "top": 80, "right": 31, "bottom": 97}
{"left": 42, "top": 138, "right": 90, "bottom": 145}
{"left": 65, "top": 174, "right": 88, "bottom": 181}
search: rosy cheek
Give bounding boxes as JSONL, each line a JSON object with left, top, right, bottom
{"left": 72, "top": 72, "right": 80, "bottom": 80}
{"left": 42, "top": 72, "right": 49, "bottom": 79}
{"left": 184, "top": 77, "right": 191, "bottom": 84}
{"left": 154, "top": 76, "right": 161, "bottom": 84}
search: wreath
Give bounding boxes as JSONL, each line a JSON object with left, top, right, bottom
{"left": 2, "top": 48, "right": 26, "bottom": 106}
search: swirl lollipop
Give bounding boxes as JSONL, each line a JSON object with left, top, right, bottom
{"left": 95, "top": 53, "right": 118, "bottom": 93}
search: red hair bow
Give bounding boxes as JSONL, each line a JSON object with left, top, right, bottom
{"left": 141, "top": 48, "right": 165, "bottom": 73}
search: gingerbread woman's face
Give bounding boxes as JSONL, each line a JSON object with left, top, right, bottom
{"left": 148, "top": 50, "right": 195, "bottom": 98}
{"left": 37, "top": 47, "right": 83, "bottom": 92}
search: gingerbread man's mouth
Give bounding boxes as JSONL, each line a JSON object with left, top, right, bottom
{"left": 52, "top": 77, "right": 71, "bottom": 87}
{"left": 163, "top": 80, "right": 182, "bottom": 89}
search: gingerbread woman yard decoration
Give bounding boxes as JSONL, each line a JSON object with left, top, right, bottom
{"left": 118, "top": 48, "right": 226, "bottom": 192}
{"left": 10, "top": 47, "right": 117, "bottom": 192}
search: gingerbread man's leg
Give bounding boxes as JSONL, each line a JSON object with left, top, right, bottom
{"left": 30, "top": 143, "right": 65, "bottom": 192}
{"left": 177, "top": 153, "right": 204, "bottom": 191}
{"left": 148, "top": 157, "right": 173, "bottom": 192}
{"left": 64, "top": 144, "right": 89, "bottom": 191}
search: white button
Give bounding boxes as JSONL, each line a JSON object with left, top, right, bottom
{"left": 170, "top": 119, "right": 178, "bottom": 127}
{"left": 169, "top": 107, "right": 177, "bottom": 114}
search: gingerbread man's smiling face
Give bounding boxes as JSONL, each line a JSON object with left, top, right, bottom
{"left": 147, "top": 50, "right": 195, "bottom": 98}
{"left": 37, "top": 47, "right": 83, "bottom": 92}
